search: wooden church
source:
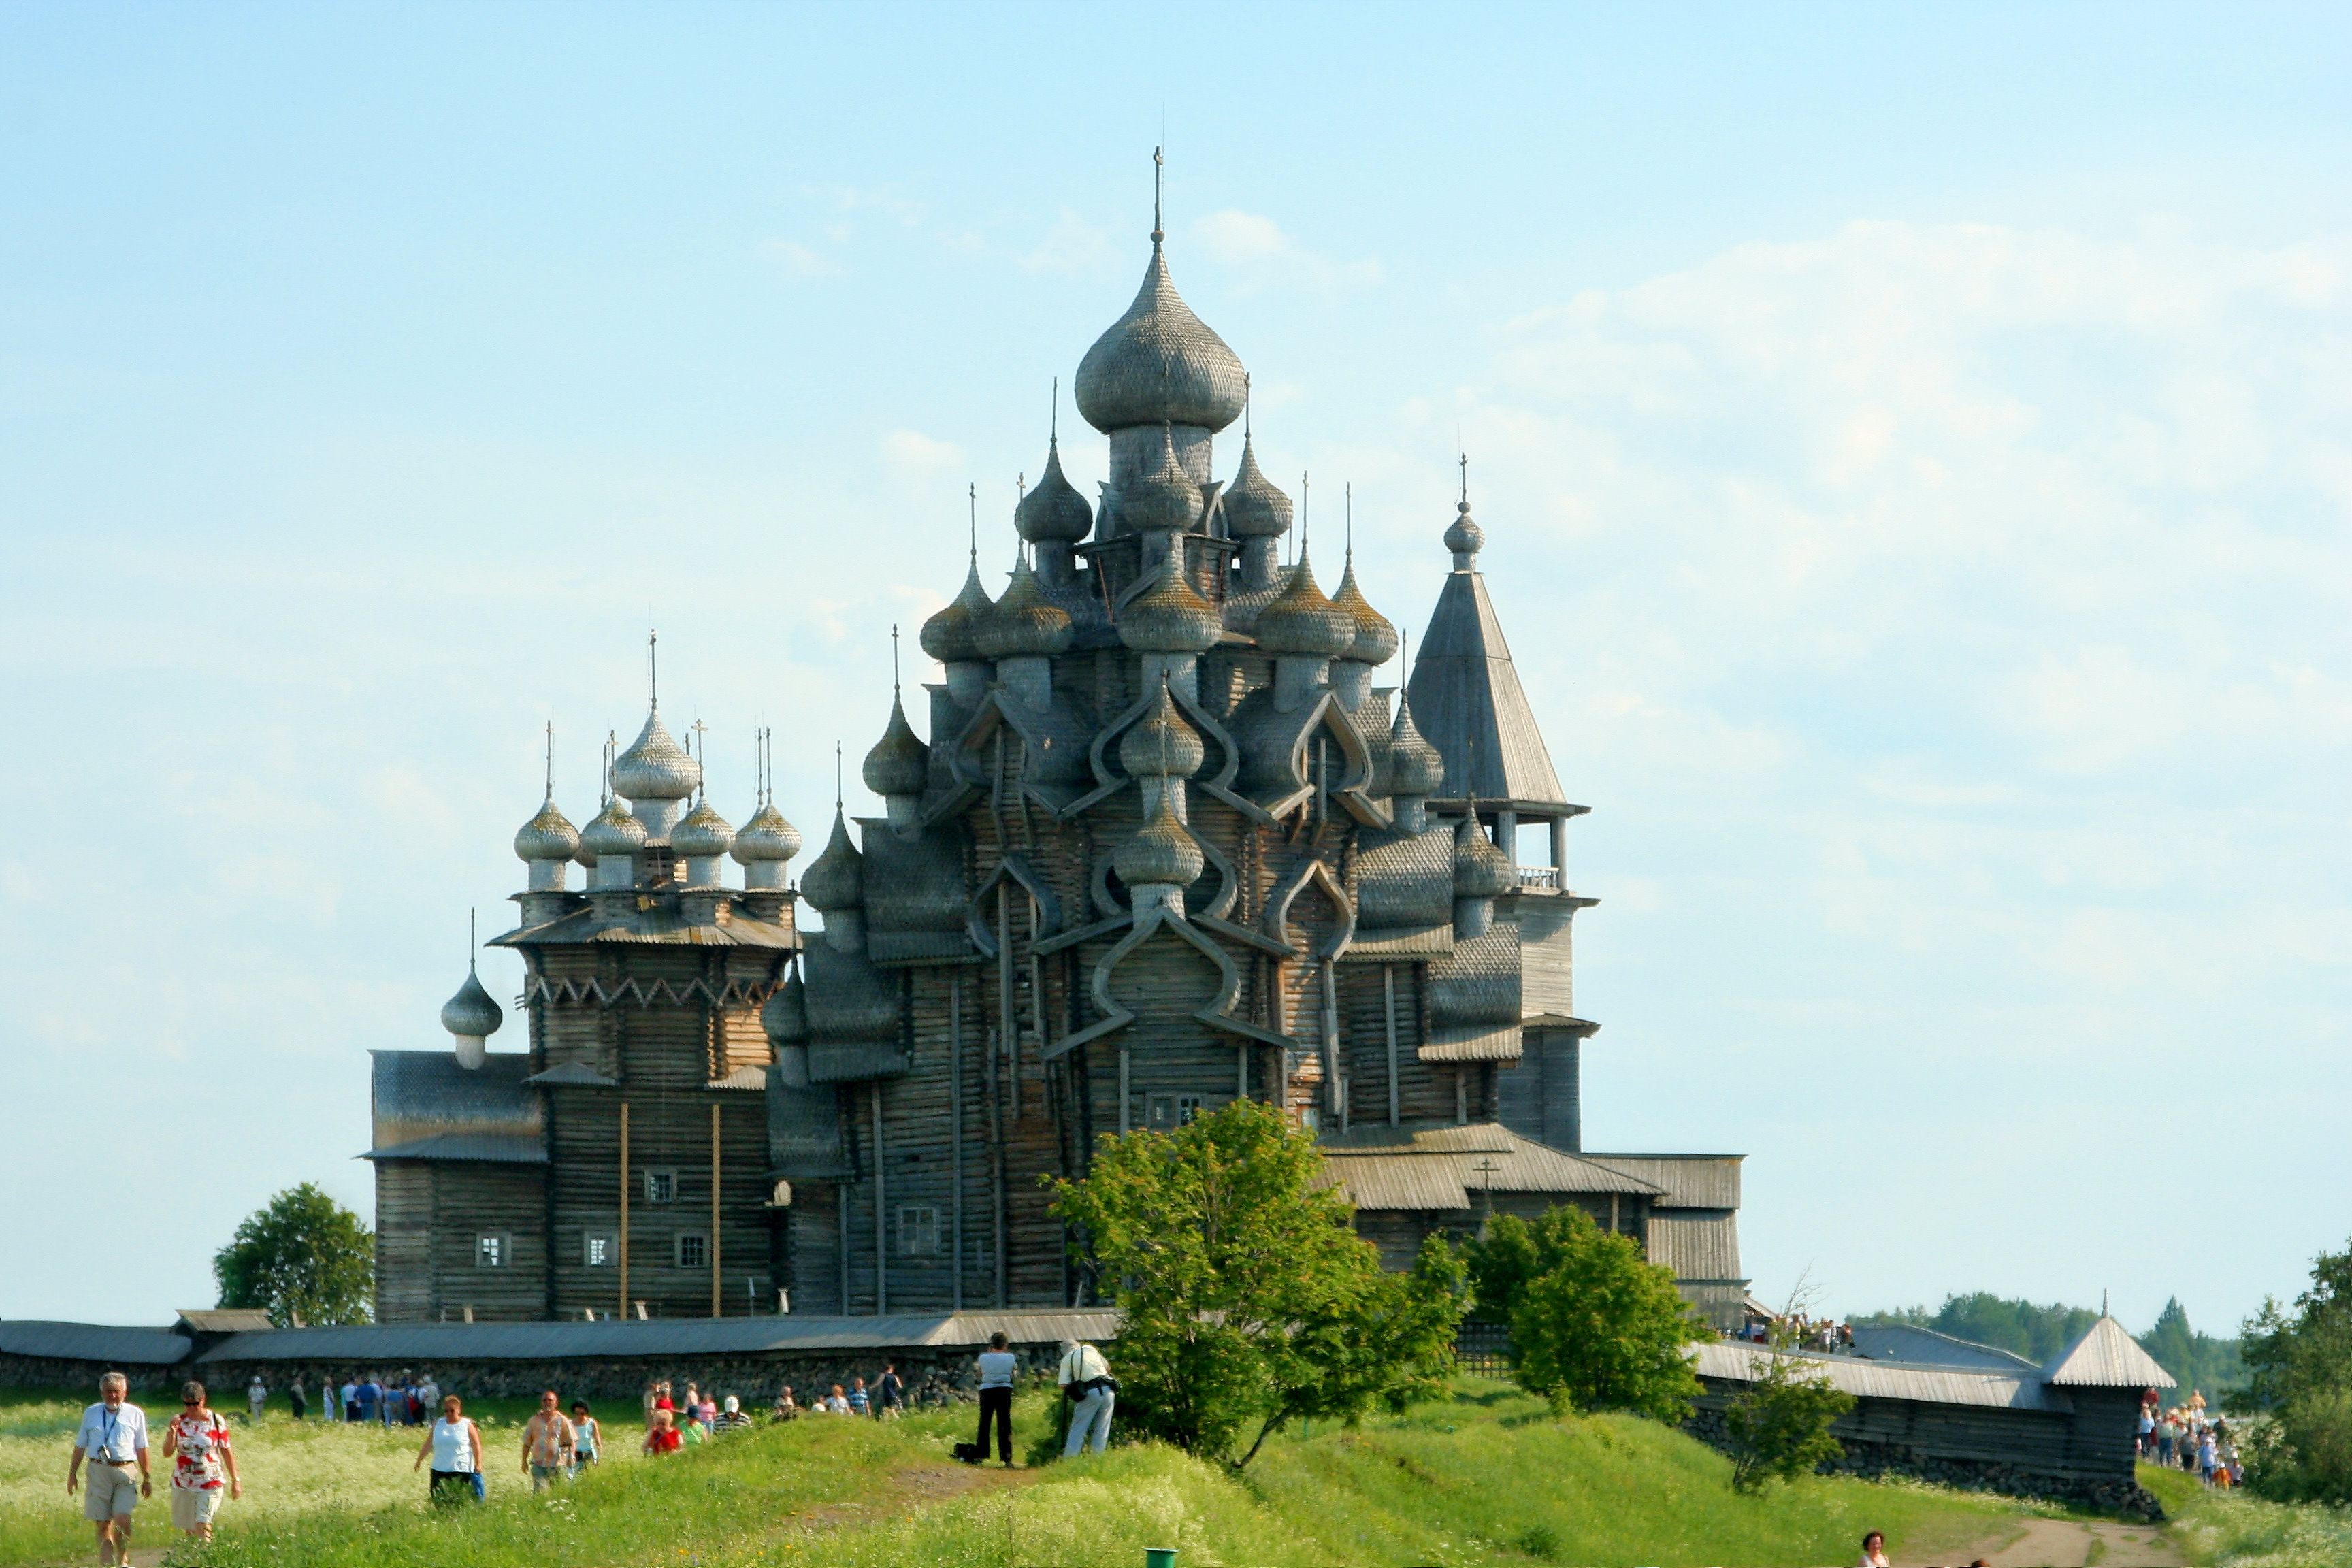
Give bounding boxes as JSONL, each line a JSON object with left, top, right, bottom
{"left": 365, "top": 208, "right": 1749, "bottom": 1329}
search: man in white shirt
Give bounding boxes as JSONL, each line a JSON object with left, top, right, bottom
{"left": 67, "top": 1372, "right": 151, "bottom": 1567}
{"left": 247, "top": 1377, "right": 267, "bottom": 1426}
{"left": 1056, "top": 1339, "right": 1115, "bottom": 1456}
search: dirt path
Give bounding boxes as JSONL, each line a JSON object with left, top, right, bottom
{"left": 1950, "top": 1515, "right": 2187, "bottom": 1567}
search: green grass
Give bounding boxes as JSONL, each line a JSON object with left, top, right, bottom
{"left": 5, "top": 1379, "right": 2071, "bottom": 1568}
{"left": 2140, "top": 1461, "right": 2352, "bottom": 1568}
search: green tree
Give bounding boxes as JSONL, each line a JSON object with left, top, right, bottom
{"left": 1724, "top": 1322, "right": 1855, "bottom": 1491}
{"left": 214, "top": 1183, "right": 374, "bottom": 1327}
{"left": 2240, "top": 1236, "right": 2352, "bottom": 1503}
{"left": 1469, "top": 1207, "right": 1708, "bottom": 1419}
{"left": 1047, "top": 1099, "right": 1467, "bottom": 1467}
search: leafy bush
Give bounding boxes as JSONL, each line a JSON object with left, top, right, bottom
{"left": 2242, "top": 1236, "right": 2352, "bottom": 1503}
{"left": 1724, "top": 1339, "right": 1854, "bottom": 1491}
{"left": 1465, "top": 1208, "right": 1708, "bottom": 1420}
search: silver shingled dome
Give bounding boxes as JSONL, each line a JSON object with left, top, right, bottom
{"left": 513, "top": 797, "right": 580, "bottom": 862}
{"left": 1075, "top": 244, "right": 1247, "bottom": 435}
{"left": 612, "top": 710, "right": 701, "bottom": 802}
{"left": 440, "top": 966, "right": 504, "bottom": 1040}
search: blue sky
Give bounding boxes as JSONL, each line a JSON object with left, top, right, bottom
{"left": 3, "top": 4, "right": 2345, "bottom": 1335}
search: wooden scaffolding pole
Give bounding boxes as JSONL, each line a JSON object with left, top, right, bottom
{"left": 710, "top": 1102, "right": 723, "bottom": 1318}
{"left": 617, "top": 1102, "right": 631, "bottom": 1319}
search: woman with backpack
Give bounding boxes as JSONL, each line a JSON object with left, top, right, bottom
{"left": 1056, "top": 1339, "right": 1115, "bottom": 1456}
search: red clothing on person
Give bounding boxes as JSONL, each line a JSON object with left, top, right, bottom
{"left": 648, "top": 1426, "right": 681, "bottom": 1453}
{"left": 169, "top": 1411, "right": 233, "bottom": 1491}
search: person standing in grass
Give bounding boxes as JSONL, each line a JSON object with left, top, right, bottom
{"left": 1056, "top": 1339, "right": 1115, "bottom": 1457}
{"left": 875, "top": 1365, "right": 904, "bottom": 1419}
{"left": 570, "top": 1402, "right": 600, "bottom": 1477}
{"left": 975, "top": 1331, "right": 1017, "bottom": 1467}
{"left": 414, "top": 1394, "right": 483, "bottom": 1505}
{"left": 340, "top": 1375, "right": 358, "bottom": 1422}
{"left": 161, "top": 1381, "right": 240, "bottom": 1546}
{"left": 521, "top": 1390, "right": 576, "bottom": 1492}
{"left": 246, "top": 1375, "right": 266, "bottom": 1426}
{"left": 772, "top": 1386, "right": 799, "bottom": 1422}
{"left": 1857, "top": 1530, "right": 1889, "bottom": 1567}
{"left": 67, "top": 1371, "right": 151, "bottom": 1568}
{"left": 847, "top": 1376, "right": 871, "bottom": 1417}
{"left": 289, "top": 1375, "right": 307, "bottom": 1424}
{"left": 642, "top": 1409, "right": 682, "bottom": 1455}
{"left": 714, "top": 1396, "right": 754, "bottom": 1433}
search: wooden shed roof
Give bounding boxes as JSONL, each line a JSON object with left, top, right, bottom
{"left": 0, "top": 1320, "right": 191, "bottom": 1366}
{"left": 1316, "top": 1122, "right": 1663, "bottom": 1212}
{"left": 1693, "top": 1341, "right": 2075, "bottom": 1413}
{"left": 186, "top": 1310, "right": 1122, "bottom": 1365}
{"left": 2042, "top": 1316, "right": 2177, "bottom": 1389}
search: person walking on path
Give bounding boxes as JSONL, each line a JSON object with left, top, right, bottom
{"left": 414, "top": 1394, "right": 483, "bottom": 1505}
{"left": 570, "top": 1402, "right": 600, "bottom": 1477}
{"left": 1056, "top": 1339, "right": 1115, "bottom": 1457}
{"left": 67, "top": 1372, "right": 151, "bottom": 1567}
{"left": 161, "top": 1381, "right": 240, "bottom": 1546}
{"left": 875, "top": 1364, "right": 905, "bottom": 1419}
{"left": 975, "top": 1332, "right": 1018, "bottom": 1467}
{"left": 521, "top": 1390, "right": 576, "bottom": 1492}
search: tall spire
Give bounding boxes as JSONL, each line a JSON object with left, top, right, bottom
{"left": 1152, "top": 144, "right": 1164, "bottom": 245}
{"left": 648, "top": 627, "right": 659, "bottom": 712}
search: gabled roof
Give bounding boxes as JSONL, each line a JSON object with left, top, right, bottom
{"left": 1850, "top": 1322, "right": 2039, "bottom": 1373}
{"left": 174, "top": 1309, "right": 276, "bottom": 1335}
{"left": 0, "top": 1320, "right": 191, "bottom": 1366}
{"left": 1316, "top": 1122, "right": 1663, "bottom": 1212}
{"left": 1405, "top": 566, "right": 1571, "bottom": 812}
{"left": 370, "top": 1051, "right": 541, "bottom": 1155}
{"left": 2042, "top": 1315, "right": 2176, "bottom": 1389}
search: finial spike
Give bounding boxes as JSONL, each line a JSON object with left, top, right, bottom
{"left": 648, "top": 628, "right": 659, "bottom": 712}
{"left": 1152, "top": 145, "right": 1164, "bottom": 244}
{"left": 968, "top": 482, "right": 977, "bottom": 561}
{"left": 1243, "top": 372, "right": 1252, "bottom": 439}
{"left": 543, "top": 721, "right": 554, "bottom": 800}
{"left": 468, "top": 906, "right": 477, "bottom": 970}
{"left": 834, "top": 741, "right": 843, "bottom": 811}
{"left": 1459, "top": 451, "right": 1469, "bottom": 505}
{"left": 1050, "top": 376, "right": 1059, "bottom": 443}
{"left": 891, "top": 625, "right": 902, "bottom": 693}
{"left": 1345, "top": 481, "right": 1353, "bottom": 562}
{"left": 1299, "top": 470, "right": 1309, "bottom": 556}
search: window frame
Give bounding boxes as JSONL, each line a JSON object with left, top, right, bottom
{"left": 674, "top": 1231, "right": 709, "bottom": 1271}
{"left": 583, "top": 1231, "right": 618, "bottom": 1268}
{"left": 643, "top": 1167, "right": 677, "bottom": 1205}
{"left": 475, "top": 1232, "right": 512, "bottom": 1269}
{"left": 896, "top": 1205, "right": 941, "bottom": 1257}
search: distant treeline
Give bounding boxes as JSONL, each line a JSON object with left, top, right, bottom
{"left": 1852, "top": 1292, "right": 2242, "bottom": 1399}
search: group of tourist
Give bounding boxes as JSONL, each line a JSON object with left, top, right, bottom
{"left": 337, "top": 1370, "right": 443, "bottom": 1424}
{"left": 2140, "top": 1389, "right": 2240, "bottom": 1486}
{"left": 1729, "top": 1314, "right": 1855, "bottom": 1352}
{"left": 638, "top": 1379, "right": 757, "bottom": 1454}
{"left": 66, "top": 1373, "right": 243, "bottom": 1565}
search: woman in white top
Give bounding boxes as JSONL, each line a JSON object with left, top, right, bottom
{"left": 412, "top": 1394, "right": 483, "bottom": 1505}
{"left": 1857, "top": 1529, "right": 1890, "bottom": 1567}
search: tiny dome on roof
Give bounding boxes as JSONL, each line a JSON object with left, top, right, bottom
{"left": 1332, "top": 557, "right": 1399, "bottom": 666}
{"left": 920, "top": 557, "right": 996, "bottom": 665}
{"left": 1075, "top": 244, "right": 1248, "bottom": 435}
{"left": 1114, "top": 796, "right": 1205, "bottom": 889}
{"left": 440, "top": 966, "right": 504, "bottom": 1040}
{"left": 761, "top": 969, "right": 809, "bottom": 1045}
{"left": 1015, "top": 438, "right": 1094, "bottom": 544}
{"left": 513, "top": 798, "right": 579, "bottom": 863}
{"left": 1387, "top": 695, "right": 1445, "bottom": 798}
{"left": 1454, "top": 814, "right": 1514, "bottom": 898}
{"left": 670, "top": 797, "right": 737, "bottom": 858}
{"left": 1444, "top": 498, "right": 1485, "bottom": 560}
{"left": 612, "top": 710, "right": 701, "bottom": 802}
{"left": 732, "top": 802, "right": 803, "bottom": 864}
{"left": 799, "top": 809, "right": 865, "bottom": 911}
{"left": 1120, "top": 681, "right": 1205, "bottom": 780}
{"left": 973, "top": 555, "right": 1074, "bottom": 659}
{"left": 1254, "top": 549, "right": 1356, "bottom": 659}
{"left": 1117, "top": 424, "right": 1203, "bottom": 534}
{"left": 1117, "top": 551, "right": 1224, "bottom": 655}
{"left": 861, "top": 696, "right": 930, "bottom": 798}
{"left": 579, "top": 796, "right": 649, "bottom": 859}
{"left": 1222, "top": 436, "right": 1292, "bottom": 539}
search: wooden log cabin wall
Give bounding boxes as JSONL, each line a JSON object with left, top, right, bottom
{"left": 367, "top": 219, "right": 1751, "bottom": 1330}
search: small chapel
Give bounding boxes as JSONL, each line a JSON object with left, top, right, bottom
{"left": 365, "top": 201, "right": 1749, "bottom": 1330}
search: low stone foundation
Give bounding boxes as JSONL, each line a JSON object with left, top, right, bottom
{"left": 1680, "top": 1407, "right": 2165, "bottom": 1521}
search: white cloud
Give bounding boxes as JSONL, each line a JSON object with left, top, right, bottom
{"left": 758, "top": 238, "right": 845, "bottom": 280}
{"left": 879, "top": 428, "right": 965, "bottom": 477}
{"left": 1192, "top": 209, "right": 1381, "bottom": 290}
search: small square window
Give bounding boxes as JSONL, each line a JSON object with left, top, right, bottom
{"left": 1145, "top": 1093, "right": 1207, "bottom": 1132}
{"left": 644, "top": 1169, "right": 676, "bottom": 1205}
{"left": 675, "top": 1232, "right": 708, "bottom": 1270}
{"left": 897, "top": 1205, "right": 940, "bottom": 1256}
{"left": 476, "top": 1234, "right": 509, "bottom": 1269}
{"left": 583, "top": 1232, "right": 617, "bottom": 1267}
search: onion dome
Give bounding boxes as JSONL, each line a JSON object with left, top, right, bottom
{"left": 1387, "top": 695, "right": 1446, "bottom": 798}
{"left": 1331, "top": 556, "right": 1399, "bottom": 666}
{"left": 1253, "top": 549, "right": 1356, "bottom": 659}
{"left": 1453, "top": 815, "right": 1514, "bottom": 899}
{"left": 860, "top": 696, "right": 930, "bottom": 798}
{"left": 799, "top": 810, "right": 865, "bottom": 912}
{"left": 760, "top": 968, "right": 809, "bottom": 1046}
{"left": 513, "top": 797, "right": 579, "bottom": 864}
{"left": 1119, "top": 424, "right": 1203, "bottom": 534}
{"left": 670, "top": 796, "right": 736, "bottom": 859}
{"left": 1015, "top": 438, "right": 1094, "bottom": 544}
{"left": 1117, "top": 551, "right": 1224, "bottom": 655}
{"left": 973, "top": 555, "right": 1074, "bottom": 659}
{"left": 1114, "top": 795, "right": 1205, "bottom": 889}
{"left": 1222, "top": 436, "right": 1292, "bottom": 539}
{"left": 440, "top": 966, "right": 504, "bottom": 1040}
{"left": 612, "top": 710, "right": 701, "bottom": 802}
{"left": 579, "top": 796, "right": 649, "bottom": 860}
{"left": 1444, "top": 498, "right": 1485, "bottom": 560}
{"left": 1119, "top": 681, "right": 1205, "bottom": 780}
{"left": 919, "top": 556, "right": 997, "bottom": 665}
{"left": 1075, "top": 244, "right": 1247, "bottom": 434}
{"left": 732, "top": 802, "right": 803, "bottom": 865}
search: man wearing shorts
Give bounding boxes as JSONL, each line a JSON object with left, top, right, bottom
{"left": 521, "top": 1390, "right": 575, "bottom": 1492}
{"left": 67, "top": 1372, "right": 151, "bottom": 1567}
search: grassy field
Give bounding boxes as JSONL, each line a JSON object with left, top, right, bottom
{"left": 5, "top": 1379, "right": 2086, "bottom": 1568}
{"left": 2141, "top": 1462, "right": 2352, "bottom": 1568}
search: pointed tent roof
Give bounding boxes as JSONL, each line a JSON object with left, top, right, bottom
{"left": 2041, "top": 1316, "right": 2176, "bottom": 1389}
{"left": 1404, "top": 551, "right": 1571, "bottom": 813}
